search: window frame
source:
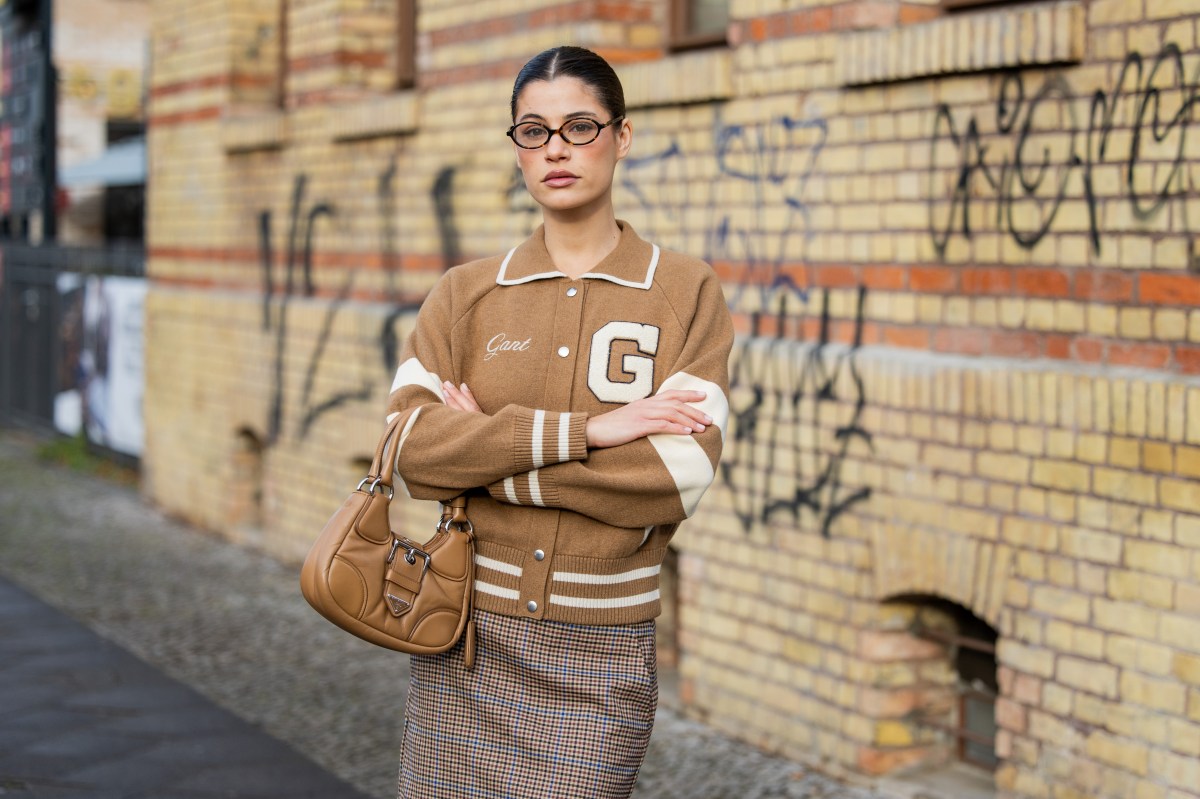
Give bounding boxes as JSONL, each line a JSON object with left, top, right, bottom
{"left": 395, "top": 0, "right": 416, "bottom": 90}
{"left": 668, "top": 0, "right": 728, "bottom": 52}
{"left": 276, "top": 0, "right": 288, "bottom": 108}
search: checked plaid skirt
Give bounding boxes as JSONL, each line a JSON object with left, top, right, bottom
{"left": 397, "top": 610, "right": 659, "bottom": 799}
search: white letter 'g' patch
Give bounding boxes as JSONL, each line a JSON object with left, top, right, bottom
{"left": 588, "top": 322, "right": 660, "bottom": 404}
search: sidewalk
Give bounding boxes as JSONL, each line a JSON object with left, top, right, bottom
{"left": 0, "top": 431, "right": 888, "bottom": 799}
{"left": 0, "top": 577, "right": 370, "bottom": 798}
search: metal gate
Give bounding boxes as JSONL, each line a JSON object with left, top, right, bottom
{"left": 0, "top": 243, "right": 144, "bottom": 430}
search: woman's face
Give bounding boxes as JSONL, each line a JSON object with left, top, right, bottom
{"left": 512, "top": 76, "right": 632, "bottom": 217}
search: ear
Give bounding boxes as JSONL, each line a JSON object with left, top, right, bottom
{"left": 614, "top": 118, "right": 633, "bottom": 162}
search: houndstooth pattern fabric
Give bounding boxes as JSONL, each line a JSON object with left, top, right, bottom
{"left": 398, "top": 610, "right": 658, "bottom": 799}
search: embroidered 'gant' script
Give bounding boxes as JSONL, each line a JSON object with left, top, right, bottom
{"left": 485, "top": 333, "right": 533, "bottom": 361}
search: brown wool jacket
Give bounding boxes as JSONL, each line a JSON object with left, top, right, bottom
{"left": 386, "top": 221, "right": 733, "bottom": 625}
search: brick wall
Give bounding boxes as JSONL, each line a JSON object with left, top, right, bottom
{"left": 145, "top": 1, "right": 1200, "bottom": 797}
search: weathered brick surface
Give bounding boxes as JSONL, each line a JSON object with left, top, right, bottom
{"left": 146, "top": 1, "right": 1200, "bottom": 796}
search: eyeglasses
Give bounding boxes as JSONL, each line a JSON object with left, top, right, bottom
{"left": 506, "top": 116, "right": 624, "bottom": 150}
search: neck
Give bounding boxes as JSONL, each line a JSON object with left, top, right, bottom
{"left": 542, "top": 200, "right": 621, "bottom": 279}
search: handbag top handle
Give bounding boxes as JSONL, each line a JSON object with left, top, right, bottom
{"left": 370, "top": 414, "right": 467, "bottom": 512}
{"left": 368, "top": 415, "right": 405, "bottom": 492}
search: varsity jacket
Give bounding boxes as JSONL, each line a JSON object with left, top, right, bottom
{"left": 386, "top": 221, "right": 732, "bottom": 625}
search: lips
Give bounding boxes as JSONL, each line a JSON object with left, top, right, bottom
{"left": 543, "top": 170, "right": 578, "bottom": 188}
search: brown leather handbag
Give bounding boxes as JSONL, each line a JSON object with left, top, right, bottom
{"left": 300, "top": 416, "right": 476, "bottom": 665}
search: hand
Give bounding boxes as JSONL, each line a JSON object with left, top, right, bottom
{"left": 586, "top": 390, "right": 710, "bottom": 449}
{"left": 443, "top": 382, "right": 483, "bottom": 413}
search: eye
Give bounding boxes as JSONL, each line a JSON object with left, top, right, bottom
{"left": 521, "top": 124, "right": 548, "bottom": 137}
{"left": 569, "top": 120, "right": 598, "bottom": 134}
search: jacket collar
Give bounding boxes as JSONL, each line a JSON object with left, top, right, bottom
{"left": 495, "top": 220, "right": 659, "bottom": 290}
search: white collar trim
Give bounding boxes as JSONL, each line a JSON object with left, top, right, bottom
{"left": 495, "top": 244, "right": 659, "bottom": 290}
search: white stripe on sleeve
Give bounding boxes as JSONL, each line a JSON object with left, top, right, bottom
{"left": 558, "top": 412, "right": 571, "bottom": 462}
{"left": 645, "top": 371, "right": 729, "bottom": 516}
{"left": 657, "top": 372, "right": 729, "bottom": 439}
{"left": 390, "top": 357, "right": 444, "bottom": 401}
{"left": 528, "top": 470, "right": 545, "bottom": 507}
{"left": 503, "top": 476, "right": 519, "bottom": 504}
{"left": 532, "top": 410, "right": 546, "bottom": 468}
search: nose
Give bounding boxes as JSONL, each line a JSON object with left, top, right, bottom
{"left": 543, "top": 132, "right": 571, "bottom": 160}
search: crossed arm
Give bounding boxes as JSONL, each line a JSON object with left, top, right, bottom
{"left": 441, "top": 381, "right": 711, "bottom": 449}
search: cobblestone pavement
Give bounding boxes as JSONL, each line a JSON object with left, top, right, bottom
{"left": 0, "top": 432, "right": 892, "bottom": 799}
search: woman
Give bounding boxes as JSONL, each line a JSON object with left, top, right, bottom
{"left": 388, "top": 45, "right": 733, "bottom": 799}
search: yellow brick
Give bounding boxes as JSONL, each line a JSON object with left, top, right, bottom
{"left": 1076, "top": 433, "right": 1107, "bottom": 463}
{"left": 1085, "top": 732, "right": 1149, "bottom": 776}
{"left": 1016, "top": 425, "right": 1044, "bottom": 455}
{"left": 1109, "top": 437, "right": 1140, "bottom": 468}
{"left": 1134, "top": 778, "right": 1168, "bottom": 799}
{"left": 1155, "top": 309, "right": 1188, "bottom": 340}
{"left": 1175, "top": 653, "right": 1200, "bottom": 686}
{"left": 1046, "top": 430, "right": 1074, "bottom": 459}
{"left": 1095, "top": 597, "right": 1161, "bottom": 638}
{"left": 1126, "top": 540, "right": 1191, "bottom": 578}
{"left": 990, "top": 422, "right": 1016, "bottom": 450}
{"left": 1162, "top": 612, "right": 1200, "bottom": 655}
{"left": 1031, "top": 459, "right": 1090, "bottom": 492}
{"left": 977, "top": 452, "right": 1030, "bottom": 482}
{"left": 1047, "top": 557, "right": 1076, "bottom": 589}
{"left": 1143, "top": 442, "right": 1174, "bottom": 473}
{"left": 1188, "top": 387, "right": 1200, "bottom": 444}
{"left": 1119, "top": 308, "right": 1153, "bottom": 338}
{"left": 1032, "top": 586, "right": 1090, "bottom": 623}
{"left": 1059, "top": 656, "right": 1119, "bottom": 698}
{"left": 1107, "top": 569, "right": 1174, "bottom": 608}
{"left": 874, "top": 720, "right": 914, "bottom": 747}
{"left": 1190, "top": 310, "right": 1200, "bottom": 343}
{"left": 1093, "top": 467, "right": 1155, "bottom": 504}
{"left": 1001, "top": 641, "right": 1055, "bottom": 681}
{"left": 1161, "top": 477, "right": 1200, "bottom": 514}
{"left": 1088, "top": 305, "right": 1118, "bottom": 336}
{"left": 1121, "top": 672, "right": 1188, "bottom": 713}
{"left": 1176, "top": 445, "right": 1200, "bottom": 477}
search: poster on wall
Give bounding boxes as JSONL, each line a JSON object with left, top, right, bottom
{"left": 81, "top": 275, "right": 147, "bottom": 457}
{"left": 54, "top": 272, "right": 147, "bottom": 456}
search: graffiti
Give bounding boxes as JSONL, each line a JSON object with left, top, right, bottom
{"left": 260, "top": 175, "right": 371, "bottom": 445}
{"left": 618, "top": 107, "right": 870, "bottom": 538}
{"left": 929, "top": 43, "right": 1200, "bottom": 261}
{"left": 432, "top": 165, "right": 461, "bottom": 270}
{"left": 622, "top": 109, "right": 828, "bottom": 316}
{"left": 720, "top": 288, "right": 872, "bottom": 538}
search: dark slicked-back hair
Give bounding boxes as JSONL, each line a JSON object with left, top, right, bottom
{"left": 510, "top": 46, "right": 626, "bottom": 121}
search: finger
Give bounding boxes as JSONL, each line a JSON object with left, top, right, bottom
{"left": 648, "top": 399, "right": 711, "bottom": 428}
{"left": 458, "top": 384, "right": 483, "bottom": 413}
{"left": 442, "top": 381, "right": 468, "bottom": 409}
{"left": 657, "top": 389, "right": 707, "bottom": 403}
{"left": 667, "top": 410, "right": 703, "bottom": 433}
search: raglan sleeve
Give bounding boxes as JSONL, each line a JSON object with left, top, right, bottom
{"left": 386, "top": 270, "right": 589, "bottom": 501}
{"left": 483, "top": 268, "right": 733, "bottom": 528}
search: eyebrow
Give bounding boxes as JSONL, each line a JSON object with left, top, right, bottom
{"left": 517, "top": 110, "right": 601, "bottom": 123}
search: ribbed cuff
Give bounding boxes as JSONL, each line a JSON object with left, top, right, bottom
{"left": 512, "top": 409, "right": 589, "bottom": 472}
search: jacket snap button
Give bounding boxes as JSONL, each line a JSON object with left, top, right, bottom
{"left": 557, "top": 346, "right": 569, "bottom": 357}
{"left": 566, "top": 287, "right": 578, "bottom": 297}
{"left": 527, "top": 600, "right": 538, "bottom": 613}
{"left": 534, "top": 549, "right": 545, "bottom": 561}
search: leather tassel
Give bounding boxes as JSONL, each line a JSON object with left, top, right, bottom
{"left": 462, "top": 618, "right": 477, "bottom": 670}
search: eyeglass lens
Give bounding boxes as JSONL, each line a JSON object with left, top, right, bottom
{"left": 512, "top": 119, "right": 602, "bottom": 148}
